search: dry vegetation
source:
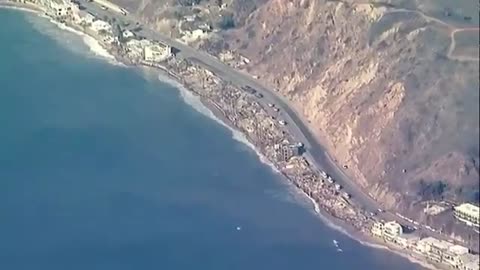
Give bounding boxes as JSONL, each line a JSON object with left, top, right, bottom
{"left": 111, "top": 0, "right": 479, "bottom": 213}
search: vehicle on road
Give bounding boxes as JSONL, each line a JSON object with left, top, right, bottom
{"left": 342, "top": 192, "right": 351, "bottom": 200}
{"left": 101, "top": 5, "right": 108, "bottom": 10}
{"left": 241, "top": 85, "right": 256, "bottom": 94}
{"left": 327, "top": 176, "right": 334, "bottom": 184}
{"left": 254, "top": 92, "right": 264, "bottom": 98}
{"left": 278, "top": 120, "right": 287, "bottom": 126}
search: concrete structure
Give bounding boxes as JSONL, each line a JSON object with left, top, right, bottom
{"left": 90, "top": 20, "right": 112, "bottom": 34}
{"left": 396, "top": 233, "right": 420, "bottom": 249}
{"left": 371, "top": 221, "right": 384, "bottom": 237}
{"left": 144, "top": 44, "right": 172, "bottom": 62}
{"left": 454, "top": 203, "right": 480, "bottom": 227}
{"left": 274, "top": 142, "right": 302, "bottom": 162}
{"left": 443, "top": 244, "right": 470, "bottom": 268}
{"left": 458, "top": 254, "right": 480, "bottom": 270}
{"left": 415, "top": 236, "right": 472, "bottom": 266}
{"left": 424, "top": 237, "right": 453, "bottom": 263}
{"left": 125, "top": 39, "right": 151, "bottom": 60}
{"left": 383, "top": 221, "right": 403, "bottom": 242}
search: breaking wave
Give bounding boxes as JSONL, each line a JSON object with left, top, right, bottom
{"left": 157, "top": 73, "right": 280, "bottom": 174}
{"left": 24, "top": 11, "right": 123, "bottom": 66}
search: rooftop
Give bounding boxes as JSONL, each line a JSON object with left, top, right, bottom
{"left": 455, "top": 203, "right": 480, "bottom": 216}
{"left": 419, "top": 237, "right": 454, "bottom": 250}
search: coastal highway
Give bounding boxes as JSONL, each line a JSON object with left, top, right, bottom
{"left": 77, "top": 0, "right": 384, "bottom": 214}
{"left": 75, "top": 0, "right": 478, "bottom": 247}
{"left": 76, "top": 1, "right": 459, "bottom": 230}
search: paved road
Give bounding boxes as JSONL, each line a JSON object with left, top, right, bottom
{"left": 76, "top": 1, "right": 475, "bottom": 246}
{"left": 78, "top": 0, "right": 384, "bottom": 214}
{"left": 75, "top": 0, "right": 479, "bottom": 248}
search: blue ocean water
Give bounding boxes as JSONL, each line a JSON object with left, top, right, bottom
{"left": 0, "top": 9, "right": 422, "bottom": 270}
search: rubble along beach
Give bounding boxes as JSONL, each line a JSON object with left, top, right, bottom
{"left": 1, "top": 2, "right": 468, "bottom": 270}
{"left": 0, "top": 7, "right": 427, "bottom": 270}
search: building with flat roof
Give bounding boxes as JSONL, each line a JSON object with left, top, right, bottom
{"left": 415, "top": 236, "right": 472, "bottom": 266}
{"left": 144, "top": 44, "right": 171, "bottom": 63}
{"left": 396, "top": 233, "right": 420, "bottom": 250}
{"left": 454, "top": 203, "right": 480, "bottom": 227}
{"left": 383, "top": 221, "right": 403, "bottom": 242}
{"left": 443, "top": 244, "right": 470, "bottom": 268}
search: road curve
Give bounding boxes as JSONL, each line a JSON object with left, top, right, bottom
{"left": 79, "top": 0, "right": 381, "bottom": 213}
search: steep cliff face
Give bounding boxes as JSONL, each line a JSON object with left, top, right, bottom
{"left": 222, "top": 0, "right": 479, "bottom": 210}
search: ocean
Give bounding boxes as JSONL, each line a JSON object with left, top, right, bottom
{"left": 0, "top": 9, "right": 422, "bottom": 270}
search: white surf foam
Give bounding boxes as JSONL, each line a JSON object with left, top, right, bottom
{"left": 23, "top": 11, "right": 123, "bottom": 66}
{"left": 47, "top": 19, "right": 123, "bottom": 66}
{"left": 156, "top": 73, "right": 280, "bottom": 174}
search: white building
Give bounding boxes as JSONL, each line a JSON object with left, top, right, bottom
{"left": 122, "top": 30, "right": 135, "bottom": 39}
{"left": 415, "top": 237, "right": 471, "bottom": 265}
{"left": 144, "top": 44, "right": 171, "bottom": 62}
{"left": 443, "top": 244, "right": 470, "bottom": 267}
{"left": 454, "top": 203, "right": 480, "bottom": 227}
{"left": 383, "top": 221, "right": 403, "bottom": 242}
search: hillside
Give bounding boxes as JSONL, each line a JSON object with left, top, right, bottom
{"left": 112, "top": 0, "right": 479, "bottom": 219}
{"left": 219, "top": 0, "right": 480, "bottom": 212}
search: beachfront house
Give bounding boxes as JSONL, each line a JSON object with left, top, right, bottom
{"left": 383, "top": 221, "right": 403, "bottom": 243}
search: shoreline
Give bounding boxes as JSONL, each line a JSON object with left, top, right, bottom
{"left": 0, "top": 4, "right": 451, "bottom": 270}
